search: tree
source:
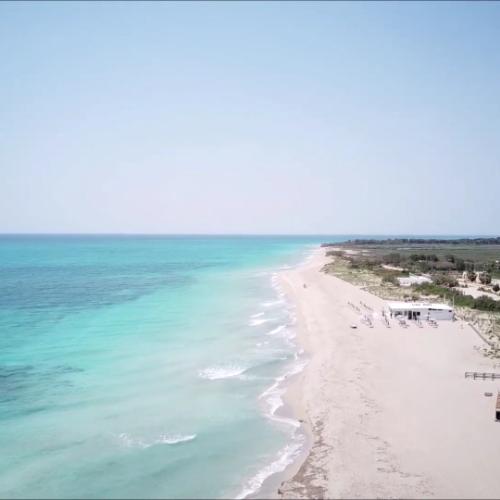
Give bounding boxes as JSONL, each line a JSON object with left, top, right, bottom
{"left": 383, "top": 253, "right": 401, "bottom": 265}
{"left": 455, "top": 258, "right": 466, "bottom": 272}
{"left": 473, "top": 295, "right": 500, "bottom": 312}
{"left": 445, "top": 254, "right": 456, "bottom": 263}
{"left": 433, "top": 274, "right": 458, "bottom": 288}
{"left": 382, "top": 274, "right": 399, "bottom": 286}
{"left": 467, "top": 271, "right": 477, "bottom": 282}
{"left": 479, "top": 273, "right": 492, "bottom": 285}
{"left": 417, "top": 261, "right": 430, "bottom": 273}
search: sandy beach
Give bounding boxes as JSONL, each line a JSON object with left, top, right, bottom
{"left": 277, "top": 248, "right": 500, "bottom": 499}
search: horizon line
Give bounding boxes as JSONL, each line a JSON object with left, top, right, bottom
{"left": 0, "top": 232, "right": 498, "bottom": 238}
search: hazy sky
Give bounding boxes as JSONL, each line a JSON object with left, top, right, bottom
{"left": 1, "top": 2, "right": 499, "bottom": 235}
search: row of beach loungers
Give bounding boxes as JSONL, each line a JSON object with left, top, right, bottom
{"left": 347, "top": 301, "right": 361, "bottom": 313}
{"left": 361, "top": 314, "right": 373, "bottom": 328}
{"left": 359, "top": 301, "right": 373, "bottom": 312}
{"left": 396, "top": 317, "right": 438, "bottom": 329}
{"left": 348, "top": 301, "right": 374, "bottom": 328}
{"left": 381, "top": 309, "right": 390, "bottom": 328}
{"left": 349, "top": 301, "right": 439, "bottom": 330}
{"left": 397, "top": 317, "right": 409, "bottom": 328}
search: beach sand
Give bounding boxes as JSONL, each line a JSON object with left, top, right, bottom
{"left": 276, "top": 248, "right": 500, "bottom": 499}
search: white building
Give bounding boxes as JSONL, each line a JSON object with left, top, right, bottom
{"left": 386, "top": 301, "right": 454, "bottom": 321}
{"left": 397, "top": 274, "right": 432, "bottom": 287}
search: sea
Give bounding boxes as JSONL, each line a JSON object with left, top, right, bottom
{"left": 0, "top": 234, "right": 342, "bottom": 499}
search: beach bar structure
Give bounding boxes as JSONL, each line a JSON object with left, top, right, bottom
{"left": 386, "top": 301, "right": 454, "bottom": 321}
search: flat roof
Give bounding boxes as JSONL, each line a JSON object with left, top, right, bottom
{"left": 387, "top": 301, "right": 453, "bottom": 311}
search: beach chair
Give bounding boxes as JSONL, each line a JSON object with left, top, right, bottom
{"left": 496, "top": 392, "right": 500, "bottom": 421}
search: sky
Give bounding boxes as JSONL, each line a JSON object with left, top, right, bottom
{"left": 1, "top": 1, "right": 499, "bottom": 235}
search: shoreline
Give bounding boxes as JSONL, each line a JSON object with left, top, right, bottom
{"left": 271, "top": 246, "right": 500, "bottom": 499}
{"left": 237, "top": 248, "right": 318, "bottom": 500}
{"left": 246, "top": 248, "right": 321, "bottom": 499}
{"left": 272, "top": 248, "right": 326, "bottom": 498}
{"left": 264, "top": 250, "right": 320, "bottom": 498}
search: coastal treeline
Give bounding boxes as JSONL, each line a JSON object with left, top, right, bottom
{"left": 322, "top": 237, "right": 500, "bottom": 246}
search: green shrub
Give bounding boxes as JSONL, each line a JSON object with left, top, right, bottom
{"left": 383, "top": 253, "right": 401, "bottom": 265}
{"left": 479, "top": 273, "right": 492, "bottom": 285}
{"left": 326, "top": 250, "right": 344, "bottom": 257}
{"left": 473, "top": 295, "right": 499, "bottom": 311}
{"left": 467, "top": 271, "right": 477, "bottom": 282}
{"left": 417, "top": 261, "right": 431, "bottom": 273}
{"left": 433, "top": 274, "right": 458, "bottom": 288}
{"left": 382, "top": 274, "right": 399, "bottom": 286}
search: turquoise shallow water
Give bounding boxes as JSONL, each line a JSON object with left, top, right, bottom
{"left": 0, "top": 235, "right": 336, "bottom": 499}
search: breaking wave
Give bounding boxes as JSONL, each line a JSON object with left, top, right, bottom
{"left": 118, "top": 432, "right": 197, "bottom": 449}
{"left": 198, "top": 364, "right": 247, "bottom": 380}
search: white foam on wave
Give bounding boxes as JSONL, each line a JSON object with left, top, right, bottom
{"left": 235, "top": 356, "right": 309, "bottom": 498}
{"left": 297, "top": 247, "right": 318, "bottom": 267}
{"left": 249, "top": 317, "right": 272, "bottom": 326}
{"left": 118, "top": 432, "right": 196, "bottom": 449}
{"left": 284, "top": 359, "right": 308, "bottom": 378}
{"left": 236, "top": 253, "right": 310, "bottom": 498}
{"left": 271, "top": 326, "right": 296, "bottom": 347}
{"left": 267, "top": 324, "right": 287, "bottom": 336}
{"left": 251, "top": 312, "right": 265, "bottom": 319}
{"left": 259, "top": 359, "right": 308, "bottom": 423}
{"left": 198, "top": 364, "right": 247, "bottom": 380}
{"left": 261, "top": 299, "right": 285, "bottom": 308}
{"left": 270, "top": 274, "right": 285, "bottom": 296}
{"left": 157, "top": 433, "right": 197, "bottom": 445}
{"left": 293, "top": 350, "right": 303, "bottom": 360}
{"left": 260, "top": 379, "right": 285, "bottom": 417}
{"left": 236, "top": 438, "right": 305, "bottom": 499}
